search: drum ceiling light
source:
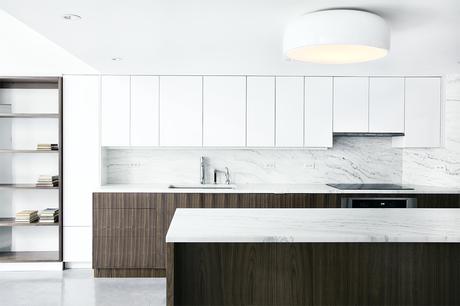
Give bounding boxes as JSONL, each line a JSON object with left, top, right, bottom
{"left": 283, "top": 10, "right": 390, "bottom": 64}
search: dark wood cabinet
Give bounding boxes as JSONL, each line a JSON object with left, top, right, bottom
{"left": 93, "top": 192, "right": 460, "bottom": 277}
{"left": 170, "top": 243, "right": 460, "bottom": 306}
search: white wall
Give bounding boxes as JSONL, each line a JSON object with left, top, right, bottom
{"left": 0, "top": 9, "right": 97, "bottom": 76}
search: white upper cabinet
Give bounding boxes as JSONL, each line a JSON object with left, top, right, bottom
{"left": 203, "top": 76, "right": 246, "bottom": 147}
{"left": 305, "top": 77, "right": 333, "bottom": 147}
{"left": 393, "top": 78, "right": 441, "bottom": 148}
{"left": 131, "top": 76, "right": 159, "bottom": 146}
{"left": 275, "top": 77, "right": 304, "bottom": 147}
{"left": 369, "top": 78, "right": 405, "bottom": 133}
{"left": 333, "top": 77, "right": 369, "bottom": 133}
{"left": 101, "top": 76, "right": 130, "bottom": 146}
{"left": 160, "top": 76, "right": 202, "bottom": 146}
{"left": 246, "top": 77, "right": 275, "bottom": 147}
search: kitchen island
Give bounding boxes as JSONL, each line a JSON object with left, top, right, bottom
{"left": 166, "top": 209, "right": 460, "bottom": 306}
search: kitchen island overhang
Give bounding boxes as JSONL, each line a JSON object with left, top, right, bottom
{"left": 166, "top": 209, "right": 460, "bottom": 306}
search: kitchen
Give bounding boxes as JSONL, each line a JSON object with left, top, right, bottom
{"left": 0, "top": 1, "right": 459, "bottom": 306}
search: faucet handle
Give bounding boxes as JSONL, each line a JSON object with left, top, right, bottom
{"left": 224, "top": 167, "right": 231, "bottom": 185}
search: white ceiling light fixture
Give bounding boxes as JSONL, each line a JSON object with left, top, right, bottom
{"left": 283, "top": 9, "right": 390, "bottom": 64}
{"left": 111, "top": 57, "right": 122, "bottom": 61}
{"left": 62, "top": 14, "right": 81, "bottom": 21}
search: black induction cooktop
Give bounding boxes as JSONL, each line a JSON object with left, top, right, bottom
{"left": 327, "top": 183, "right": 414, "bottom": 190}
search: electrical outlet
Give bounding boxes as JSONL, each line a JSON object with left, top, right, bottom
{"left": 264, "top": 161, "right": 276, "bottom": 169}
{"left": 303, "top": 162, "right": 315, "bottom": 169}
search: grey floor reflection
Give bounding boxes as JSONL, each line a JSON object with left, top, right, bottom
{"left": 0, "top": 269, "right": 166, "bottom": 306}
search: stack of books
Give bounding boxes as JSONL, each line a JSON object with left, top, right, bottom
{"left": 37, "top": 144, "right": 58, "bottom": 151}
{"left": 36, "top": 175, "right": 59, "bottom": 187}
{"left": 15, "top": 210, "right": 39, "bottom": 223}
{"left": 39, "top": 208, "right": 59, "bottom": 224}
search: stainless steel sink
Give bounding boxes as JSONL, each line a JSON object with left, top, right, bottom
{"left": 168, "top": 184, "right": 237, "bottom": 190}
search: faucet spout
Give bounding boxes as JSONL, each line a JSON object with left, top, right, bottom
{"left": 200, "top": 156, "right": 206, "bottom": 184}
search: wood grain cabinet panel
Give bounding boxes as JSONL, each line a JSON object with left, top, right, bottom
{"left": 94, "top": 193, "right": 460, "bottom": 278}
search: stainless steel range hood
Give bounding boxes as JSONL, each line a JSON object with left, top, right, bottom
{"left": 333, "top": 132, "right": 405, "bottom": 137}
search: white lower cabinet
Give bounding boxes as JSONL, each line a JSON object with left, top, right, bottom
{"left": 305, "top": 77, "right": 333, "bottom": 147}
{"left": 275, "top": 77, "right": 304, "bottom": 147}
{"left": 160, "top": 76, "right": 203, "bottom": 146}
{"left": 63, "top": 227, "right": 92, "bottom": 263}
{"left": 393, "top": 78, "right": 441, "bottom": 148}
{"left": 203, "top": 76, "right": 246, "bottom": 147}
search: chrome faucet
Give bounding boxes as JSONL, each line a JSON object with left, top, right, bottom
{"left": 213, "top": 167, "right": 231, "bottom": 185}
{"left": 200, "top": 156, "right": 206, "bottom": 184}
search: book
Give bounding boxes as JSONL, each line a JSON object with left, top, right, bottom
{"left": 36, "top": 175, "right": 59, "bottom": 187}
{"left": 39, "top": 208, "right": 59, "bottom": 223}
{"left": 37, "top": 144, "right": 58, "bottom": 151}
{"left": 15, "top": 210, "right": 39, "bottom": 223}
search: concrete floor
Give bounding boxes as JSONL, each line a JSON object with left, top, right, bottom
{"left": 0, "top": 269, "right": 166, "bottom": 306}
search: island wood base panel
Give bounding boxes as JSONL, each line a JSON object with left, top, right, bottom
{"left": 94, "top": 268, "right": 165, "bottom": 278}
{"left": 167, "top": 243, "right": 460, "bottom": 306}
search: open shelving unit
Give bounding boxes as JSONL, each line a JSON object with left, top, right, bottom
{"left": 0, "top": 76, "right": 63, "bottom": 266}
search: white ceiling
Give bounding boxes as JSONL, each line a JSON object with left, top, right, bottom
{"left": 1, "top": 0, "right": 459, "bottom": 75}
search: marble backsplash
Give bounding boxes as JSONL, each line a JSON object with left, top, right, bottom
{"left": 102, "top": 75, "right": 460, "bottom": 187}
{"left": 102, "top": 137, "right": 403, "bottom": 185}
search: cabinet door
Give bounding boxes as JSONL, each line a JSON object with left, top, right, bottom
{"left": 333, "top": 77, "right": 369, "bottom": 133}
{"left": 159, "top": 76, "right": 202, "bottom": 146}
{"left": 369, "top": 78, "right": 405, "bottom": 133}
{"left": 203, "top": 76, "right": 246, "bottom": 147}
{"left": 63, "top": 75, "right": 100, "bottom": 227}
{"left": 305, "top": 77, "right": 333, "bottom": 147}
{"left": 247, "top": 77, "right": 275, "bottom": 147}
{"left": 393, "top": 78, "right": 441, "bottom": 148}
{"left": 131, "top": 76, "right": 159, "bottom": 146}
{"left": 101, "top": 76, "right": 130, "bottom": 146}
{"left": 275, "top": 77, "right": 304, "bottom": 147}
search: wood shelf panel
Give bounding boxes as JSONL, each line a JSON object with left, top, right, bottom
{"left": 0, "top": 251, "right": 60, "bottom": 262}
{"left": 0, "top": 218, "right": 59, "bottom": 227}
{"left": 0, "top": 113, "right": 59, "bottom": 118}
{"left": 0, "top": 149, "right": 59, "bottom": 153}
{"left": 0, "top": 184, "right": 59, "bottom": 189}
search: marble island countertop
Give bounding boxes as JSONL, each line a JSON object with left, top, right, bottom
{"left": 166, "top": 208, "right": 460, "bottom": 243}
{"left": 97, "top": 183, "right": 460, "bottom": 194}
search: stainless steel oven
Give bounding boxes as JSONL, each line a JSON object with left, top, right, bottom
{"left": 342, "top": 197, "right": 417, "bottom": 208}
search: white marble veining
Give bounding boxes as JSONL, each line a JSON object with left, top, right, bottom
{"left": 103, "top": 137, "right": 402, "bottom": 185}
{"left": 166, "top": 208, "right": 460, "bottom": 243}
{"left": 98, "top": 183, "right": 460, "bottom": 194}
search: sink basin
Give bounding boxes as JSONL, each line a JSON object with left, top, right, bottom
{"left": 168, "top": 184, "right": 237, "bottom": 190}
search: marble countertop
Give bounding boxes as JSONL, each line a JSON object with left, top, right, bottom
{"left": 166, "top": 208, "right": 460, "bottom": 243}
{"left": 97, "top": 183, "right": 460, "bottom": 194}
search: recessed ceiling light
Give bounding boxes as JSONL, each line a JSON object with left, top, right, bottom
{"left": 63, "top": 14, "right": 81, "bottom": 21}
{"left": 112, "top": 57, "right": 122, "bottom": 61}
